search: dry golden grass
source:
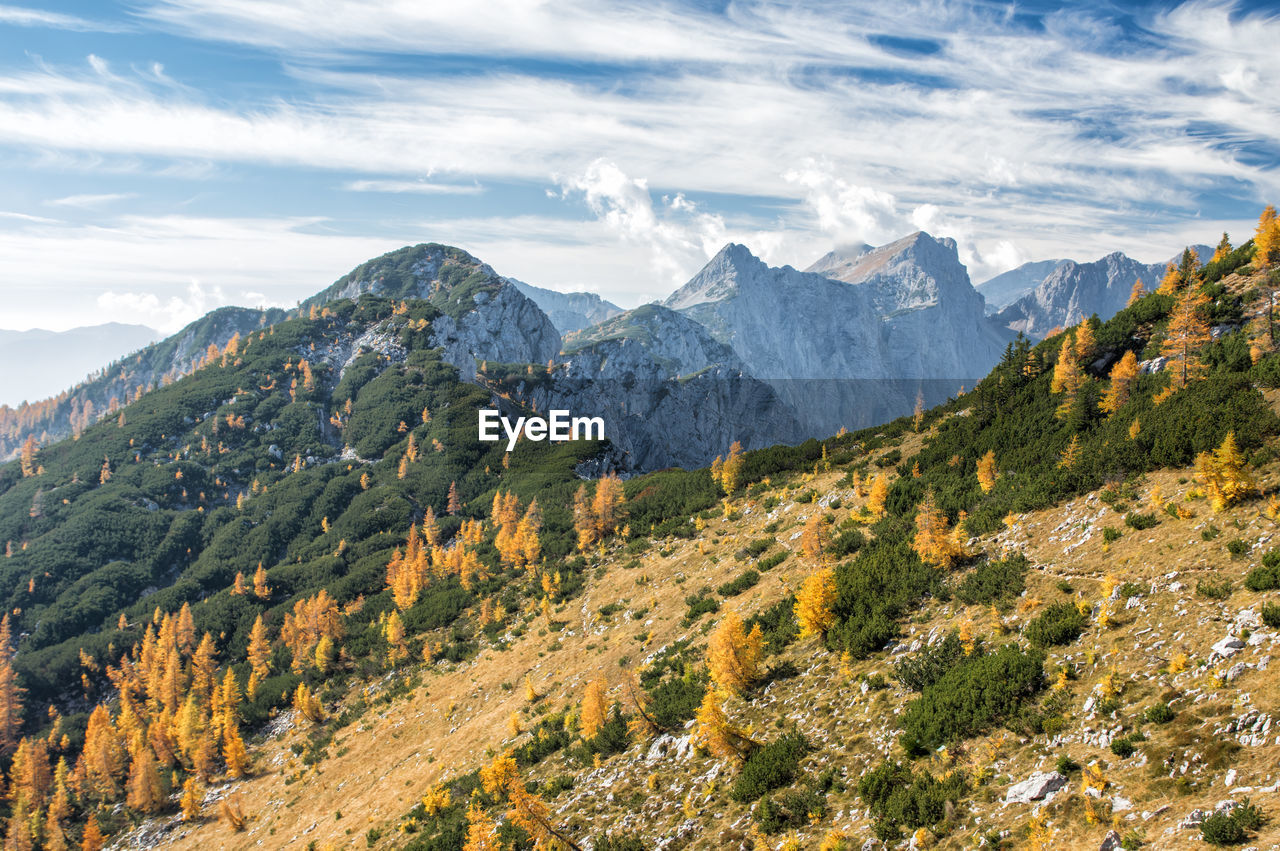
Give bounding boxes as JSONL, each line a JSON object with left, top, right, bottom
{"left": 155, "top": 432, "right": 1280, "bottom": 850}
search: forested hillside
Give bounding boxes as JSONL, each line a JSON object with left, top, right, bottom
{"left": 0, "top": 214, "right": 1278, "bottom": 850}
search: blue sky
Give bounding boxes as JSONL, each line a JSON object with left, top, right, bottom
{"left": 0, "top": 0, "right": 1276, "bottom": 332}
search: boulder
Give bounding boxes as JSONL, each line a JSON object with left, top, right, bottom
{"left": 1099, "top": 830, "right": 1123, "bottom": 851}
{"left": 1005, "top": 771, "right": 1068, "bottom": 804}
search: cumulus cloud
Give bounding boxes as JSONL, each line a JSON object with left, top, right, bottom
{"left": 559, "top": 160, "right": 731, "bottom": 283}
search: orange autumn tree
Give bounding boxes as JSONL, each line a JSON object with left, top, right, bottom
{"left": 866, "top": 473, "right": 889, "bottom": 517}
{"left": 1050, "top": 332, "right": 1083, "bottom": 418}
{"left": 799, "top": 514, "right": 829, "bottom": 564}
{"left": 794, "top": 567, "right": 836, "bottom": 638}
{"left": 0, "top": 615, "right": 24, "bottom": 753}
{"left": 1255, "top": 205, "right": 1279, "bottom": 269}
{"left": 1161, "top": 285, "right": 1211, "bottom": 389}
{"left": 706, "top": 610, "right": 764, "bottom": 695}
{"left": 579, "top": 676, "right": 609, "bottom": 740}
{"left": 1197, "top": 431, "right": 1256, "bottom": 512}
{"left": 573, "top": 473, "right": 625, "bottom": 552}
{"left": 1099, "top": 350, "right": 1140, "bottom": 415}
{"left": 280, "top": 591, "right": 343, "bottom": 673}
{"left": 912, "top": 488, "right": 966, "bottom": 569}
{"left": 975, "top": 450, "right": 998, "bottom": 493}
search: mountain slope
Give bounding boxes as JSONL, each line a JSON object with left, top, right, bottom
{"left": 0, "top": 323, "right": 161, "bottom": 407}
{"left": 991, "top": 245, "right": 1214, "bottom": 340}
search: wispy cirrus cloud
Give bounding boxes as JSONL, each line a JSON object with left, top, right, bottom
{"left": 45, "top": 192, "right": 136, "bottom": 208}
{"left": 343, "top": 179, "right": 484, "bottom": 195}
{"left": 0, "top": 4, "right": 127, "bottom": 32}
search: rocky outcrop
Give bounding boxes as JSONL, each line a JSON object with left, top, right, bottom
{"left": 308, "top": 243, "right": 561, "bottom": 377}
{"left": 430, "top": 286, "right": 559, "bottom": 377}
{"left": 1004, "top": 771, "right": 1068, "bottom": 803}
{"left": 510, "top": 279, "right": 623, "bottom": 334}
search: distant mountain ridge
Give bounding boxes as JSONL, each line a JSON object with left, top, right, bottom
{"left": 509, "top": 279, "right": 623, "bottom": 334}
{"left": 986, "top": 245, "right": 1213, "bottom": 339}
{"left": 0, "top": 323, "right": 161, "bottom": 407}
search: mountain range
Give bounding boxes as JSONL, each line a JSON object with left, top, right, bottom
{"left": 1, "top": 233, "right": 1210, "bottom": 470}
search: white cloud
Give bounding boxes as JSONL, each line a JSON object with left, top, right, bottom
{"left": 96, "top": 280, "right": 227, "bottom": 331}
{"left": 0, "top": 5, "right": 123, "bottom": 31}
{"left": 785, "top": 163, "right": 909, "bottom": 247}
{"left": 45, "top": 192, "right": 136, "bottom": 208}
{"left": 0, "top": 214, "right": 393, "bottom": 332}
{"left": 343, "top": 179, "right": 484, "bottom": 195}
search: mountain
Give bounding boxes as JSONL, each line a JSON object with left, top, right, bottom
{"left": 0, "top": 323, "right": 160, "bottom": 407}
{"left": 976, "top": 259, "right": 1068, "bottom": 313}
{"left": 990, "top": 245, "right": 1214, "bottom": 339}
{"left": 304, "top": 243, "right": 560, "bottom": 374}
{"left": 660, "top": 233, "right": 1012, "bottom": 435}
{"left": 509, "top": 278, "right": 623, "bottom": 334}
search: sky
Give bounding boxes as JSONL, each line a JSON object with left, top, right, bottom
{"left": 0, "top": 0, "right": 1277, "bottom": 334}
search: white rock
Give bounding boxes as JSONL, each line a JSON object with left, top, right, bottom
{"left": 1212, "top": 636, "right": 1246, "bottom": 658}
{"left": 1005, "top": 771, "right": 1068, "bottom": 804}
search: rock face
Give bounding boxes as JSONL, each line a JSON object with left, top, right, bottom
{"left": 993, "top": 252, "right": 1166, "bottom": 339}
{"left": 531, "top": 306, "right": 802, "bottom": 470}
{"left": 659, "top": 233, "right": 1012, "bottom": 436}
{"left": 509, "top": 279, "right": 623, "bottom": 334}
{"left": 429, "top": 286, "right": 559, "bottom": 377}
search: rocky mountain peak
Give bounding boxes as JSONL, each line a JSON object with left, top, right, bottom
{"left": 807, "top": 230, "right": 977, "bottom": 316}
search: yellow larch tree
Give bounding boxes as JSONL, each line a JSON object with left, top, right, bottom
{"left": 693, "top": 689, "right": 756, "bottom": 761}
{"left": 1050, "top": 333, "right": 1083, "bottom": 418}
{"left": 1058, "top": 434, "right": 1082, "bottom": 469}
{"left": 252, "top": 563, "right": 270, "bottom": 599}
{"left": 1099, "top": 350, "right": 1140, "bottom": 415}
{"left": 1197, "top": 431, "right": 1256, "bottom": 512}
{"left": 866, "top": 473, "right": 889, "bottom": 518}
{"left": 1256, "top": 205, "right": 1279, "bottom": 268}
{"left": 1161, "top": 285, "right": 1211, "bottom": 388}
{"left": 719, "top": 441, "right": 744, "bottom": 496}
{"left": 794, "top": 568, "right": 836, "bottom": 638}
{"left": 579, "top": 676, "right": 608, "bottom": 740}
{"left": 1211, "top": 232, "right": 1232, "bottom": 263}
{"left": 912, "top": 488, "right": 965, "bottom": 569}
{"left": 462, "top": 802, "right": 499, "bottom": 851}
{"left": 706, "top": 611, "right": 764, "bottom": 695}
{"left": 799, "top": 514, "right": 828, "bottom": 564}
{"left": 976, "top": 449, "right": 998, "bottom": 493}
{"left": 246, "top": 615, "right": 271, "bottom": 700}
{"left": 1126, "top": 278, "right": 1145, "bottom": 306}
